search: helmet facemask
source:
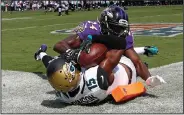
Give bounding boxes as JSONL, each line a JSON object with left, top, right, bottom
{"left": 105, "top": 16, "right": 129, "bottom": 37}
{"left": 63, "top": 62, "right": 76, "bottom": 82}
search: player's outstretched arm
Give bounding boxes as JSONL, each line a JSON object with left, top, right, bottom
{"left": 53, "top": 34, "right": 82, "bottom": 54}
{"left": 125, "top": 47, "right": 151, "bottom": 81}
{"left": 126, "top": 47, "right": 166, "bottom": 87}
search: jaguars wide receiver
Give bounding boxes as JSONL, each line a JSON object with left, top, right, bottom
{"left": 34, "top": 34, "right": 166, "bottom": 105}
{"left": 34, "top": 35, "right": 131, "bottom": 105}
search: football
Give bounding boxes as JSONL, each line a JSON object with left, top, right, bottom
{"left": 79, "top": 43, "right": 108, "bottom": 69}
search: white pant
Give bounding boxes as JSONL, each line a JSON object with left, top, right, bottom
{"left": 106, "top": 56, "right": 137, "bottom": 94}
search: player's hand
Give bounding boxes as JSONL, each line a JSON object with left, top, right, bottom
{"left": 64, "top": 49, "right": 81, "bottom": 64}
{"left": 146, "top": 75, "right": 166, "bottom": 88}
{"left": 144, "top": 46, "right": 158, "bottom": 57}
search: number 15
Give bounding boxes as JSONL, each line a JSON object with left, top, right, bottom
{"left": 86, "top": 78, "right": 97, "bottom": 90}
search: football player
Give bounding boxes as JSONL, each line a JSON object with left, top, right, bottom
{"left": 34, "top": 36, "right": 165, "bottom": 105}
{"left": 34, "top": 34, "right": 165, "bottom": 105}
{"left": 34, "top": 34, "right": 152, "bottom": 105}
{"left": 34, "top": 35, "right": 133, "bottom": 105}
{"left": 53, "top": 5, "right": 164, "bottom": 88}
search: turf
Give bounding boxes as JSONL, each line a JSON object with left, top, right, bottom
{"left": 2, "top": 62, "right": 183, "bottom": 113}
{"left": 2, "top": 5, "right": 183, "bottom": 73}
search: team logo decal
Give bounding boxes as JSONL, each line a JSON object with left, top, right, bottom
{"left": 74, "top": 23, "right": 85, "bottom": 33}
{"left": 50, "top": 29, "right": 75, "bottom": 34}
{"left": 50, "top": 23, "right": 183, "bottom": 37}
{"left": 131, "top": 23, "right": 183, "bottom": 37}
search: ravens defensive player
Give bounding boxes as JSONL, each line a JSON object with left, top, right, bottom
{"left": 53, "top": 5, "right": 164, "bottom": 87}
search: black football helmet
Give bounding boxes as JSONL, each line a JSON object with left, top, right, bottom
{"left": 99, "top": 5, "right": 129, "bottom": 37}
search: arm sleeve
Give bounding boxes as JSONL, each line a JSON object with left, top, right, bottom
{"left": 97, "top": 66, "right": 109, "bottom": 90}
{"left": 91, "top": 35, "right": 127, "bottom": 49}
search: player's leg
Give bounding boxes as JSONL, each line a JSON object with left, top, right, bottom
{"left": 34, "top": 44, "right": 55, "bottom": 68}
{"left": 134, "top": 46, "right": 158, "bottom": 56}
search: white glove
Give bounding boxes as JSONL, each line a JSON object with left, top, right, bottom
{"left": 146, "top": 75, "right": 166, "bottom": 88}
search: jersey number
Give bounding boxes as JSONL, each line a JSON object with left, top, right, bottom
{"left": 86, "top": 78, "right": 97, "bottom": 90}
{"left": 88, "top": 21, "right": 97, "bottom": 30}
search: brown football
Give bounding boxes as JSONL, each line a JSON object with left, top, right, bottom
{"left": 79, "top": 43, "right": 108, "bottom": 69}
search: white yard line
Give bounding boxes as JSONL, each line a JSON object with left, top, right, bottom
{"left": 2, "top": 17, "right": 32, "bottom": 21}
{"left": 2, "top": 13, "right": 182, "bottom": 32}
{"left": 2, "top": 22, "right": 78, "bottom": 32}
{"left": 2, "top": 26, "right": 37, "bottom": 31}
{"left": 2, "top": 17, "right": 59, "bottom": 21}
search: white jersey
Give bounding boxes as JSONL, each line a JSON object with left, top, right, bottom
{"left": 55, "top": 66, "right": 108, "bottom": 105}
{"left": 55, "top": 56, "right": 137, "bottom": 105}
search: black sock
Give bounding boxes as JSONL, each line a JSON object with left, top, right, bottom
{"left": 42, "top": 55, "right": 54, "bottom": 68}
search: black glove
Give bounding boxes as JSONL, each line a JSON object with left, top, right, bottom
{"left": 64, "top": 49, "right": 81, "bottom": 64}
{"left": 80, "top": 40, "right": 92, "bottom": 54}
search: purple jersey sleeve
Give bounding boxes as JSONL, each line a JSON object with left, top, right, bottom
{"left": 74, "top": 21, "right": 101, "bottom": 40}
{"left": 125, "top": 31, "right": 134, "bottom": 50}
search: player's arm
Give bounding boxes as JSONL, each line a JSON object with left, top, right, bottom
{"left": 89, "top": 35, "right": 127, "bottom": 49}
{"left": 89, "top": 35, "right": 128, "bottom": 86}
{"left": 53, "top": 21, "right": 89, "bottom": 54}
{"left": 64, "top": 34, "right": 127, "bottom": 64}
{"left": 99, "top": 50, "right": 125, "bottom": 85}
{"left": 53, "top": 34, "right": 82, "bottom": 54}
{"left": 125, "top": 47, "right": 166, "bottom": 87}
{"left": 125, "top": 47, "right": 151, "bottom": 81}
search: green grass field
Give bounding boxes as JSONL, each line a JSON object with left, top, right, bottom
{"left": 2, "top": 5, "right": 183, "bottom": 73}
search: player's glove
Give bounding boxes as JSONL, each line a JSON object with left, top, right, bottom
{"left": 144, "top": 46, "right": 158, "bottom": 57}
{"left": 146, "top": 75, "right": 166, "bottom": 88}
{"left": 64, "top": 49, "right": 81, "bottom": 64}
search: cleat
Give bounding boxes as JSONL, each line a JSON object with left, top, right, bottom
{"left": 34, "top": 44, "right": 47, "bottom": 60}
